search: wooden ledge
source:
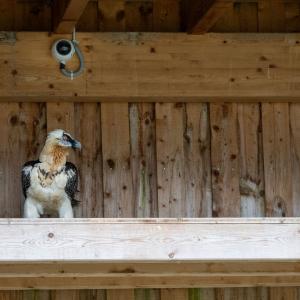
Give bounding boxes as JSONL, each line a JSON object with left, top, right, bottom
{"left": 0, "top": 218, "right": 299, "bottom": 289}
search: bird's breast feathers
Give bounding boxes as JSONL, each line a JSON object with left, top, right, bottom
{"left": 27, "top": 165, "right": 69, "bottom": 205}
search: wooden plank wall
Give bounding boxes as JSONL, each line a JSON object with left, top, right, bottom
{"left": 0, "top": 101, "right": 299, "bottom": 300}
{"left": 0, "top": 0, "right": 299, "bottom": 300}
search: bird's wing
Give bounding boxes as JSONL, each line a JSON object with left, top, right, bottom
{"left": 65, "top": 162, "right": 79, "bottom": 206}
{"left": 21, "top": 160, "right": 39, "bottom": 197}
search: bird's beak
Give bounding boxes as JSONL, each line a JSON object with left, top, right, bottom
{"left": 71, "top": 139, "right": 82, "bottom": 150}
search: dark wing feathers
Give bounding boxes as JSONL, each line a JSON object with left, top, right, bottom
{"left": 21, "top": 160, "right": 39, "bottom": 197}
{"left": 65, "top": 162, "right": 79, "bottom": 206}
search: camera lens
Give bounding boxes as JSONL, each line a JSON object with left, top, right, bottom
{"left": 56, "top": 40, "right": 72, "bottom": 55}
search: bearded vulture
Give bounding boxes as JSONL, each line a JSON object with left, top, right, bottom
{"left": 22, "top": 129, "right": 81, "bottom": 218}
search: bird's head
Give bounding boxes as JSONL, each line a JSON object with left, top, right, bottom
{"left": 46, "top": 129, "right": 82, "bottom": 150}
{"left": 39, "top": 129, "right": 81, "bottom": 167}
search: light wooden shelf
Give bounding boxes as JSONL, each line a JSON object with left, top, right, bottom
{"left": 0, "top": 218, "right": 299, "bottom": 289}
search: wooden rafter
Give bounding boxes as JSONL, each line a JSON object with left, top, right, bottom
{"left": 0, "top": 218, "right": 300, "bottom": 289}
{"left": 188, "top": 0, "right": 233, "bottom": 34}
{"left": 53, "top": 0, "right": 90, "bottom": 33}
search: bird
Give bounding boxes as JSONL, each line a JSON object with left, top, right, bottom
{"left": 21, "top": 129, "right": 81, "bottom": 218}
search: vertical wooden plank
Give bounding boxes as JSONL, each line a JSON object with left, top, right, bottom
{"left": 102, "top": 103, "right": 134, "bottom": 300}
{"left": 290, "top": 104, "right": 300, "bottom": 217}
{"left": 23, "top": 290, "right": 50, "bottom": 300}
{"left": 161, "top": 289, "right": 188, "bottom": 300}
{"left": 130, "top": 103, "right": 160, "bottom": 300}
{"left": 77, "top": 1, "right": 99, "bottom": 31}
{"left": 107, "top": 290, "right": 135, "bottom": 300}
{"left": 74, "top": 103, "right": 103, "bottom": 218}
{"left": 184, "top": 103, "right": 213, "bottom": 300}
{"left": 210, "top": 103, "right": 240, "bottom": 218}
{"left": 215, "top": 288, "right": 268, "bottom": 300}
{"left": 210, "top": 103, "right": 239, "bottom": 300}
{"left": 130, "top": 103, "right": 158, "bottom": 218}
{"left": 269, "top": 288, "right": 297, "bottom": 300}
{"left": 0, "top": 292, "right": 22, "bottom": 300}
{"left": 101, "top": 103, "right": 133, "bottom": 218}
{"left": 98, "top": 0, "right": 125, "bottom": 31}
{"left": 156, "top": 103, "right": 185, "bottom": 218}
{"left": 258, "top": 0, "right": 285, "bottom": 32}
{"left": 237, "top": 2, "right": 258, "bottom": 32}
{"left": 46, "top": 102, "right": 75, "bottom": 133}
{"left": 78, "top": 290, "right": 106, "bottom": 300}
{"left": 289, "top": 103, "right": 300, "bottom": 300}
{"left": 262, "top": 103, "right": 292, "bottom": 217}
{"left": 0, "top": 103, "right": 21, "bottom": 218}
{"left": 236, "top": 103, "right": 267, "bottom": 300}
{"left": 125, "top": 0, "right": 153, "bottom": 31}
{"left": 153, "top": 0, "right": 180, "bottom": 31}
{"left": 73, "top": 103, "right": 105, "bottom": 299}
{"left": 184, "top": 104, "right": 212, "bottom": 218}
{"left": 0, "top": 1, "right": 14, "bottom": 30}
{"left": 285, "top": 2, "right": 300, "bottom": 33}
{"left": 262, "top": 103, "right": 297, "bottom": 300}
{"left": 0, "top": 103, "right": 46, "bottom": 300}
{"left": 14, "top": 0, "right": 52, "bottom": 31}
{"left": 156, "top": 103, "right": 188, "bottom": 300}
{"left": 238, "top": 104, "right": 265, "bottom": 218}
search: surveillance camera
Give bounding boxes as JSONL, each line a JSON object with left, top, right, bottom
{"left": 52, "top": 39, "right": 75, "bottom": 63}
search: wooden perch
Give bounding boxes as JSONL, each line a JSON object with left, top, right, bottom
{"left": 0, "top": 218, "right": 300, "bottom": 289}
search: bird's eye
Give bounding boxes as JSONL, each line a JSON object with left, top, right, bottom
{"left": 62, "top": 135, "right": 69, "bottom": 141}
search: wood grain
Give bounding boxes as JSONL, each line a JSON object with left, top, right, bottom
{"left": 2, "top": 33, "right": 300, "bottom": 102}
{"left": 156, "top": 102, "right": 187, "bottom": 299}
{"left": 101, "top": 103, "right": 133, "bottom": 218}
{"left": 238, "top": 104, "right": 265, "bottom": 217}
{"left": 102, "top": 103, "right": 134, "bottom": 299}
{"left": 156, "top": 103, "right": 185, "bottom": 218}
{"left": 0, "top": 219, "right": 298, "bottom": 289}
{"left": 130, "top": 103, "right": 158, "bottom": 218}
{"left": 262, "top": 103, "right": 292, "bottom": 217}
{"left": 210, "top": 103, "right": 240, "bottom": 217}
{"left": 74, "top": 103, "right": 103, "bottom": 218}
{"left": 184, "top": 104, "right": 212, "bottom": 217}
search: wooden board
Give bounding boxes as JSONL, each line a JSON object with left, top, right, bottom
{"left": 101, "top": 103, "right": 134, "bottom": 218}
{"left": 2, "top": 33, "right": 300, "bottom": 102}
{"left": 210, "top": 103, "right": 240, "bottom": 217}
{"left": 102, "top": 103, "right": 135, "bottom": 300}
{"left": 130, "top": 103, "right": 158, "bottom": 218}
{"left": 0, "top": 218, "right": 299, "bottom": 289}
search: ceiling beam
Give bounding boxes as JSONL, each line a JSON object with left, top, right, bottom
{"left": 188, "top": 0, "right": 233, "bottom": 34}
{"left": 53, "top": 0, "right": 90, "bottom": 33}
{"left": 1, "top": 32, "right": 300, "bottom": 102}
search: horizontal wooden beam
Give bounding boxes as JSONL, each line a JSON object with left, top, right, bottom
{"left": 0, "top": 218, "right": 300, "bottom": 289}
{"left": 1, "top": 32, "right": 300, "bottom": 102}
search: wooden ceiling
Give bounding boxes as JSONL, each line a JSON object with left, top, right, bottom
{"left": 0, "top": 0, "right": 299, "bottom": 33}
